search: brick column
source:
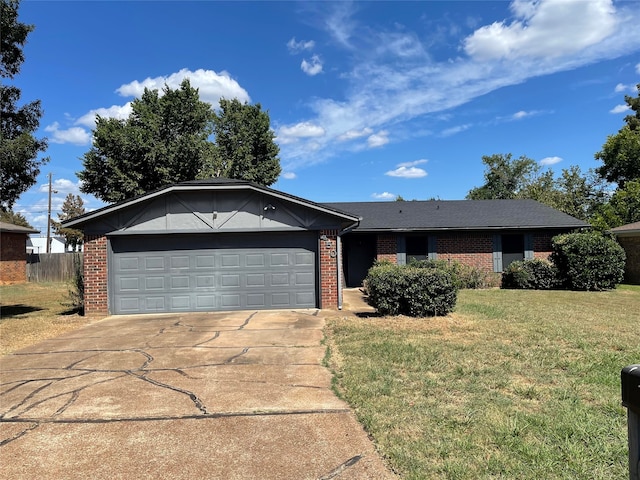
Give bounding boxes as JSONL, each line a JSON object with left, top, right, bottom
{"left": 376, "top": 234, "right": 397, "bottom": 263}
{"left": 84, "top": 235, "right": 108, "bottom": 315}
{"left": 319, "top": 229, "right": 339, "bottom": 309}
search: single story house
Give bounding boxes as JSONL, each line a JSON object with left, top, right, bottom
{"left": 62, "top": 179, "right": 587, "bottom": 315}
{"left": 610, "top": 221, "right": 640, "bottom": 284}
{"left": 27, "top": 236, "right": 68, "bottom": 254}
{"left": 327, "top": 199, "right": 589, "bottom": 287}
{"left": 0, "top": 221, "right": 40, "bottom": 284}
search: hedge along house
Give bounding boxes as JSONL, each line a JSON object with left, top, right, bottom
{"left": 62, "top": 179, "right": 360, "bottom": 315}
{"left": 324, "top": 200, "right": 588, "bottom": 287}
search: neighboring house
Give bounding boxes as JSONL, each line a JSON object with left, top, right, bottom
{"left": 27, "top": 236, "right": 68, "bottom": 254}
{"left": 610, "top": 221, "right": 640, "bottom": 284}
{"left": 62, "top": 179, "right": 587, "bottom": 316}
{"left": 326, "top": 200, "right": 589, "bottom": 287}
{"left": 0, "top": 222, "right": 39, "bottom": 284}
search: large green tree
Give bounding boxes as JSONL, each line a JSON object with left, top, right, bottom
{"left": 467, "top": 154, "right": 607, "bottom": 222}
{"left": 79, "top": 80, "right": 215, "bottom": 203}
{"left": 466, "top": 153, "right": 539, "bottom": 200}
{"left": 201, "top": 98, "right": 280, "bottom": 186}
{"left": 0, "top": 0, "right": 48, "bottom": 210}
{"left": 595, "top": 84, "right": 640, "bottom": 187}
{"left": 0, "top": 208, "right": 31, "bottom": 227}
{"left": 53, "top": 193, "right": 85, "bottom": 251}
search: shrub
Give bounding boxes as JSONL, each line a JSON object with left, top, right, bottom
{"left": 365, "top": 262, "right": 457, "bottom": 317}
{"left": 550, "top": 232, "right": 626, "bottom": 291}
{"left": 501, "top": 259, "right": 559, "bottom": 290}
{"left": 409, "top": 259, "right": 492, "bottom": 289}
{"left": 63, "top": 254, "right": 84, "bottom": 315}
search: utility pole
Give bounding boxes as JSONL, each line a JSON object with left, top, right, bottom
{"left": 46, "top": 173, "right": 54, "bottom": 253}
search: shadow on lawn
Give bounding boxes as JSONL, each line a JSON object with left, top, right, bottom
{"left": 0, "top": 304, "right": 45, "bottom": 317}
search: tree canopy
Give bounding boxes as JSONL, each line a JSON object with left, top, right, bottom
{"left": 78, "top": 80, "right": 215, "bottom": 203}
{"left": 595, "top": 83, "right": 640, "bottom": 187}
{"left": 466, "top": 154, "right": 606, "bottom": 223}
{"left": 53, "top": 193, "right": 85, "bottom": 251}
{"left": 200, "top": 98, "right": 280, "bottom": 186}
{"left": 0, "top": 208, "right": 31, "bottom": 227}
{"left": 466, "top": 154, "right": 539, "bottom": 200}
{"left": 0, "top": 0, "right": 48, "bottom": 211}
{"left": 79, "top": 85, "right": 281, "bottom": 203}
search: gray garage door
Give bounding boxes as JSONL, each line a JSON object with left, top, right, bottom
{"left": 109, "top": 233, "right": 317, "bottom": 314}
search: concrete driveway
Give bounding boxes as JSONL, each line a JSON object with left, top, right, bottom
{"left": 0, "top": 308, "right": 394, "bottom": 479}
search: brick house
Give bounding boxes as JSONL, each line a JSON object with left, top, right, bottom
{"left": 0, "top": 221, "right": 39, "bottom": 284}
{"left": 325, "top": 199, "right": 588, "bottom": 287}
{"left": 63, "top": 179, "right": 587, "bottom": 315}
{"left": 611, "top": 221, "right": 640, "bottom": 284}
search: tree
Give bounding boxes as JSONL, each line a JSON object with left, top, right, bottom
{"left": 595, "top": 84, "right": 640, "bottom": 187}
{"left": 0, "top": 0, "right": 48, "bottom": 211}
{"left": 466, "top": 154, "right": 538, "bottom": 200}
{"left": 201, "top": 98, "right": 280, "bottom": 186}
{"left": 53, "top": 193, "right": 85, "bottom": 251}
{"left": 0, "top": 208, "right": 31, "bottom": 227}
{"left": 79, "top": 80, "right": 216, "bottom": 203}
{"left": 591, "top": 180, "right": 640, "bottom": 230}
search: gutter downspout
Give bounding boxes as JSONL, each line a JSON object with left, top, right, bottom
{"left": 337, "top": 218, "right": 361, "bottom": 310}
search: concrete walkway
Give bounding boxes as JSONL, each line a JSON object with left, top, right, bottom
{"left": 0, "top": 308, "right": 394, "bottom": 479}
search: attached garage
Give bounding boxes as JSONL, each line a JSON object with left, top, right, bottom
{"left": 109, "top": 233, "right": 317, "bottom": 314}
{"left": 63, "top": 179, "right": 360, "bottom": 315}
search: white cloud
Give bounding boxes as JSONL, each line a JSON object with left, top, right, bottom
{"left": 610, "top": 104, "right": 630, "bottom": 114}
{"left": 540, "top": 156, "right": 563, "bottom": 166}
{"left": 115, "top": 68, "right": 250, "bottom": 105}
{"left": 76, "top": 103, "right": 133, "bottom": 128}
{"left": 301, "top": 55, "right": 323, "bottom": 76}
{"left": 463, "top": 0, "right": 616, "bottom": 61}
{"left": 38, "top": 178, "right": 82, "bottom": 194}
{"left": 397, "top": 159, "right": 428, "bottom": 168}
{"left": 385, "top": 165, "right": 428, "bottom": 179}
{"left": 367, "top": 131, "right": 389, "bottom": 148}
{"left": 277, "top": 122, "right": 326, "bottom": 144}
{"left": 44, "top": 122, "right": 91, "bottom": 145}
{"left": 278, "top": 0, "right": 640, "bottom": 170}
{"left": 337, "top": 127, "right": 373, "bottom": 142}
{"left": 441, "top": 124, "right": 472, "bottom": 137}
{"left": 372, "top": 192, "right": 396, "bottom": 200}
{"left": 636, "top": 62, "right": 640, "bottom": 74}
{"left": 287, "top": 37, "right": 315, "bottom": 54}
{"left": 282, "top": 172, "right": 297, "bottom": 180}
{"left": 615, "top": 82, "right": 636, "bottom": 93}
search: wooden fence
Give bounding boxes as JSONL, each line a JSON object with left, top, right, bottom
{"left": 27, "top": 253, "right": 83, "bottom": 283}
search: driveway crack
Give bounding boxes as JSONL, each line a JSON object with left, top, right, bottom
{"left": 128, "top": 372, "right": 209, "bottom": 415}
{"left": 0, "top": 422, "right": 39, "bottom": 446}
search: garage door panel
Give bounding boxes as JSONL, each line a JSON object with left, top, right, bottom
{"left": 110, "top": 234, "right": 317, "bottom": 314}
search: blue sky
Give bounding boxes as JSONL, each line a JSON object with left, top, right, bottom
{"left": 13, "top": 0, "right": 640, "bottom": 233}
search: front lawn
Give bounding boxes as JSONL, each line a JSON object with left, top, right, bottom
{"left": 0, "top": 282, "right": 92, "bottom": 355}
{"left": 327, "top": 286, "right": 640, "bottom": 479}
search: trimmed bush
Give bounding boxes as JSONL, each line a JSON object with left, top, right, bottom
{"left": 550, "top": 232, "right": 626, "bottom": 291}
{"left": 409, "top": 259, "right": 492, "bottom": 289}
{"left": 365, "top": 262, "right": 457, "bottom": 317}
{"left": 501, "top": 259, "right": 559, "bottom": 290}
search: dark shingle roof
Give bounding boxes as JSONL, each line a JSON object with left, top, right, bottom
{"left": 324, "top": 199, "right": 588, "bottom": 231}
{"left": 0, "top": 221, "right": 39, "bottom": 234}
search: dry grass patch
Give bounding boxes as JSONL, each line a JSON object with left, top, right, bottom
{"left": 327, "top": 286, "right": 640, "bottom": 479}
{"left": 0, "top": 282, "right": 96, "bottom": 355}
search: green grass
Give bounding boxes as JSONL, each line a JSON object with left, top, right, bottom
{"left": 0, "top": 282, "right": 92, "bottom": 355}
{"left": 327, "top": 286, "right": 640, "bottom": 479}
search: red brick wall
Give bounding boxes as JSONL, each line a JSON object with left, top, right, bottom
{"left": 376, "top": 234, "right": 397, "bottom": 263}
{"left": 84, "top": 235, "right": 109, "bottom": 315}
{"left": 0, "top": 233, "right": 28, "bottom": 284}
{"left": 618, "top": 236, "right": 640, "bottom": 284}
{"left": 319, "top": 230, "right": 339, "bottom": 309}
{"left": 533, "top": 233, "right": 554, "bottom": 261}
{"left": 437, "top": 233, "right": 494, "bottom": 271}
